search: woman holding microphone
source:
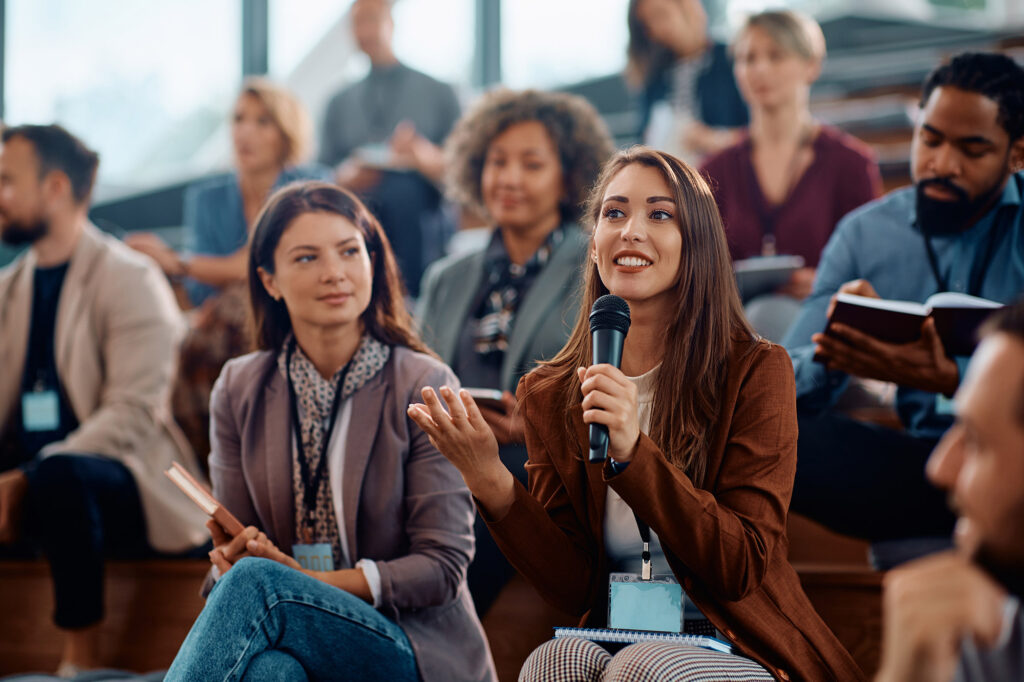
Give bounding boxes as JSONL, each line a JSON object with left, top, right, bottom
{"left": 410, "top": 148, "right": 863, "bottom": 680}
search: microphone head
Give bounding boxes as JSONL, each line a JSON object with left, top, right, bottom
{"left": 589, "top": 294, "right": 631, "bottom": 336}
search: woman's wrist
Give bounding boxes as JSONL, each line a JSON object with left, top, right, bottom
{"left": 176, "top": 254, "right": 191, "bottom": 278}
{"left": 466, "top": 466, "right": 516, "bottom": 519}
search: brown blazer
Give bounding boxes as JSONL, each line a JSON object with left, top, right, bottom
{"left": 208, "top": 345, "right": 496, "bottom": 682}
{"left": 0, "top": 223, "right": 208, "bottom": 552}
{"left": 485, "top": 334, "right": 865, "bottom": 682}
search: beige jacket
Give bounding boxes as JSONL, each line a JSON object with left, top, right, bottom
{"left": 0, "top": 222, "right": 208, "bottom": 552}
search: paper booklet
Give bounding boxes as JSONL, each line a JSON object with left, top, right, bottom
{"left": 164, "top": 462, "right": 245, "bottom": 537}
{"left": 822, "top": 292, "right": 1004, "bottom": 358}
{"left": 733, "top": 255, "right": 805, "bottom": 302}
{"left": 553, "top": 626, "right": 733, "bottom": 654}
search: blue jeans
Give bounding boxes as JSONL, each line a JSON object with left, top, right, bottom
{"left": 166, "top": 557, "right": 419, "bottom": 682}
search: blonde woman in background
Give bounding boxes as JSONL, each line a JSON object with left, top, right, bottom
{"left": 700, "top": 10, "right": 881, "bottom": 340}
{"left": 127, "top": 77, "right": 330, "bottom": 307}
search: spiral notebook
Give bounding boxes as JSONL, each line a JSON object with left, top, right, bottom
{"left": 553, "top": 627, "right": 733, "bottom": 654}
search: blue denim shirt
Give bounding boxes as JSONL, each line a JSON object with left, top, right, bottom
{"left": 784, "top": 172, "right": 1024, "bottom": 439}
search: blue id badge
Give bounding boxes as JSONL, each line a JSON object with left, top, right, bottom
{"left": 22, "top": 390, "right": 60, "bottom": 432}
{"left": 608, "top": 572, "right": 684, "bottom": 633}
{"left": 292, "top": 543, "right": 334, "bottom": 572}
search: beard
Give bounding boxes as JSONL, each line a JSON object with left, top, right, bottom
{"left": 975, "top": 542, "right": 1024, "bottom": 598}
{"left": 915, "top": 177, "right": 1004, "bottom": 236}
{"left": 0, "top": 216, "right": 49, "bottom": 246}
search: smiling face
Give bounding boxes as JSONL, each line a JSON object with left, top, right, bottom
{"left": 927, "top": 333, "right": 1024, "bottom": 587}
{"left": 258, "top": 211, "right": 373, "bottom": 337}
{"left": 592, "top": 163, "right": 682, "bottom": 317}
{"left": 232, "top": 93, "right": 287, "bottom": 175}
{"left": 733, "top": 26, "right": 818, "bottom": 111}
{"left": 480, "top": 120, "right": 565, "bottom": 237}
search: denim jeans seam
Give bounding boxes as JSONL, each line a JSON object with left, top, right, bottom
{"left": 267, "top": 593, "right": 409, "bottom": 648}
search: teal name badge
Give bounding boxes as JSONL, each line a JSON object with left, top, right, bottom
{"left": 292, "top": 543, "right": 334, "bottom": 572}
{"left": 22, "top": 390, "right": 60, "bottom": 432}
{"left": 608, "top": 572, "right": 684, "bottom": 633}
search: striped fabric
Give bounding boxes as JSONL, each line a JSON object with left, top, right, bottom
{"left": 520, "top": 638, "right": 775, "bottom": 682}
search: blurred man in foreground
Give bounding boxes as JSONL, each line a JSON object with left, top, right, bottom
{"left": 877, "top": 302, "right": 1024, "bottom": 682}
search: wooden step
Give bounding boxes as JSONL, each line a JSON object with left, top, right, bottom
{"left": 0, "top": 559, "right": 207, "bottom": 675}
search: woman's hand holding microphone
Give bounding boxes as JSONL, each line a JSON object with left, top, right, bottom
{"left": 578, "top": 364, "right": 641, "bottom": 463}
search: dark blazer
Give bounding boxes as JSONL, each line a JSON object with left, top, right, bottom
{"left": 485, "top": 335, "right": 865, "bottom": 682}
{"left": 416, "top": 226, "right": 587, "bottom": 392}
{"left": 208, "top": 345, "right": 496, "bottom": 682}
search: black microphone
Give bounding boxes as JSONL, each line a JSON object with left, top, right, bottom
{"left": 588, "top": 294, "right": 631, "bottom": 462}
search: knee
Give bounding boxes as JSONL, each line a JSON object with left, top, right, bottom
{"left": 518, "top": 637, "right": 610, "bottom": 682}
{"left": 211, "top": 557, "right": 288, "bottom": 602}
{"left": 242, "top": 649, "right": 309, "bottom": 682}
{"left": 26, "top": 456, "right": 94, "bottom": 523}
{"left": 30, "top": 455, "right": 89, "bottom": 496}
{"left": 605, "top": 642, "right": 713, "bottom": 681}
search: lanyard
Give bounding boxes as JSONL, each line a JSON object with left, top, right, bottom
{"left": 633, "top": 512, "right": 653, "bottom": 580}
{"left": 285, "top": 339, "right": 349, "bottom": 539}
{"left": 920, "top": 204, "right": 1012, "bottom": 297}
{"left": 746, "top": 124, "right": 815, "bottom": 257}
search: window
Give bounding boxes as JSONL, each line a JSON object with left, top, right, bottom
{"left": 4, "top": 0, "right": 241, "bottom": 196}
{"left": 502, "top": 0, "right": 630, "bottom": 89}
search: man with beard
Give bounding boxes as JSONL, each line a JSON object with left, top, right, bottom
{"left": 782, "top": 52, "right": 1024, "bottom": 562}
{"left": 876, "top": 302, "right": 1024, "bottom": 682}
{"left": 0, "top": 125, "right": 207, "bottom": 674}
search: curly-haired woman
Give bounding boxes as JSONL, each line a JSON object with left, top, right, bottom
{"left": 415, "top": 89, "right": 615, "bottom": 615}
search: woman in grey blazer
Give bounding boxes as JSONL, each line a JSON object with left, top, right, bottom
{"left": 166, "top": 182, "right": 495, "bottom": 682}
{"left": 416, "top": 89, "right": 615, "bottom": 615}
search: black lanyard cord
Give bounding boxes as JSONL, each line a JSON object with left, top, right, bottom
{"left": 285, "top": 338, "right": 349, "bottom": 532}
{"left": 633, "top": 511, "right": 653, "bottom": 579}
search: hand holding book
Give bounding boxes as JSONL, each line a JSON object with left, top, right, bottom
{"left": 810, "top": 279, "right": 998, "bottom": 395}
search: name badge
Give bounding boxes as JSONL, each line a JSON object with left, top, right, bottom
{"left": 608, "top": 572, "right": 684, "bottom": 633}
{"left": 936, "top": 393, "right": 957, "bottom": 416}
{"left": 292, "top": 542, "right": 334, "bottom": 572}
{"left": 22, "top": 390, "right": 60, "bottom": 432}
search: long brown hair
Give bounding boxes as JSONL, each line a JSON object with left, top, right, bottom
{"left": 531, "top": 147, "right": 753, "bottom": 487}
{"left": 248, "top": 181, "right": 434, "bottom": 356}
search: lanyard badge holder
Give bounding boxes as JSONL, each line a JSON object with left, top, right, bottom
{"left": 22, "top": 376, "right": 60, "bottom": 433}
{"left": 285, "top": 339, "right": 348, "bottom": 572}
{"left": 607, "top": 512, "right": 685, "bottom": 633}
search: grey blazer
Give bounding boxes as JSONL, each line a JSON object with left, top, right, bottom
{"left": 416, "top": 226, "right": 587, "bottom": 392}
{"left": 208, "top": 346, "right": 496, "bottom": 682}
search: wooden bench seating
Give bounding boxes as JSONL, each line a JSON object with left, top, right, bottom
{"left": 0, "top": 560, "right": 207, "bottom": 675}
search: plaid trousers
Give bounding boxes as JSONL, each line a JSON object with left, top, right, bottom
{"left": 520, "top": 637, "right": 775, "bottom": 682}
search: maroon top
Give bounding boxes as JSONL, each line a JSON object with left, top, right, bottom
{"left": 700, "top": 125, "right": 881, "bottom": 267}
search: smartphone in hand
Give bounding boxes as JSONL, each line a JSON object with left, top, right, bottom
{"left": 462, "top": 387, "right": 506, "bottom": 412}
